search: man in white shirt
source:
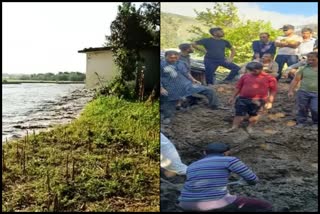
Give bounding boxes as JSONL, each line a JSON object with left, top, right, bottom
{"left": 298, "top": 27, "right": 316, "bottom": 58}
{"left": 161, "top": 133, "right": 188, "bottom": 177}
{"left": 275, "top": 25, "right": 302, "bottom": 81}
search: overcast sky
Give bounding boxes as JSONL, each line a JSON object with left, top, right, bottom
{"left": 161, "top": 2, "right": 318, "bottom": 28}
{"left": 2, "top": 2, "right": 142, "bottom": 74}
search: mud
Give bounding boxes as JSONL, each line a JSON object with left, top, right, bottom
{"left": 160, "top": 82, "right": 318, "bottom": 212}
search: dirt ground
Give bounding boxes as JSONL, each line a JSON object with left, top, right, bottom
{"left": 160, "top": 81, "right": 318, "bottom": 212}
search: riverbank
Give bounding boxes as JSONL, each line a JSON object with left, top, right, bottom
{"left": 2, "top": 96, "right": 160, "bottom": 212}
{"left": 3, "top": 87, "right": 93, "bottom": 142}
{"left": 2, "top": 80, "right": 85, "bottom": 84}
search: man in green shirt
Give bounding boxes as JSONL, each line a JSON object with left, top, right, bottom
{"left": 288, "top": 52, "right": 318, "bottom": 128}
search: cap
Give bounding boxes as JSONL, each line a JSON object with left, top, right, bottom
{"left": 281, "top": 24, "right": 294, "bottom": 30}
{"left": 205, "top": 143, "right": 230, "bottom": 154}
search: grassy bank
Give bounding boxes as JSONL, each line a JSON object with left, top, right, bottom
{"left": 2, "top": 96, "right": 160, "bottom": 212}
{"left": 2, "top": 80, "right": 84, "bottom": 84}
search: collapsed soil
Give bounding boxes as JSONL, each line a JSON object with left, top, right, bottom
{"left": 160, "top": 81, "right": 318, "bottom": 212}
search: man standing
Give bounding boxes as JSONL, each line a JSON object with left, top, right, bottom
{"left": 275, "top": 24, "right": 302, "bottom": 81}
{"left": 298, "top": 28, "right": 316, "bottom": 57}
{"left": 288, "top": 52, "right": 318, "bottom": 128}
{"left": 228, "top": 62, "right": 277, "bottom": 134}
{"left": 252, "top": 32, "right": 276, "bottom": 60}
{"left": 160, "top": 51, "right": 221, "bottom": 124}
{"left": 192, "top": 27, "right": 240, "bottom": 86}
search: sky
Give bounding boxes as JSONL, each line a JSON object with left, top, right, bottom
{"left": 161, "top": 2, "right": 318, "bottom": 28}
{"left": 2, "top": 2, "right": 142, "bottom": 74}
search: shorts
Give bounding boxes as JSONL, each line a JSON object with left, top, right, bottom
{"left": 235, "top": 97, "right": 265, "bottom": 116}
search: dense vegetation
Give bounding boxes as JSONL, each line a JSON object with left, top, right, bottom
{"left": 2, "top": 96, "right": 160, "bottom": 212}
{"left": 105, "top": 2, "right": 159, "bottom": 99}
{"left": 2, "top": 72, "right": 86, "bottom": 82}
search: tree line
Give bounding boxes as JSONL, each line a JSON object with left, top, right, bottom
{"left": 4, "top": 72, "right": 86, "bottom": 81}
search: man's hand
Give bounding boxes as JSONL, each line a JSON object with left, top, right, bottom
{"left": 160, "top": 87, "right": 168, "bottom": 96}
{"left": 228, "top": 97, "right": 235, "bottom": 105}
{"left": 264, "top": 102, "right": 273, "bottom": 110}
{"left": 288, "top": 91, "right": 294, "bottom": 99}
{"left": 192, "top": 79, "right": 201, "bottom": 85}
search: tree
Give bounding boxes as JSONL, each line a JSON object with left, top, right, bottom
{"left": 189, "top": 2, "right": 281, "bottom": 64}
{"left": 105, "top": 2, "right": 159, "bottom": 98}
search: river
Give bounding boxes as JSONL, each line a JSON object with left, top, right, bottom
{"left": 2, "top": 83, "right": 93, "bottom": 142}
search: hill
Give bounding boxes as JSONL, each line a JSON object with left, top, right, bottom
{"left": 160, "top": 12, "right": 205, "bottom": 49}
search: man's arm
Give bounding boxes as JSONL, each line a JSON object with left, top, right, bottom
{"left": 191, "top": 42, "right": 206, "bottom": 53}
{"left": 288, "top": 73, "right": 302, "bottom": 98}
{"left": 227, "top": 157, "right": 259, "bottom": 185}
{"left": 229, "top": 47, "right": 236, "bottom": 61}
{"left": 252, "top": 41, "right": 260, "bottom": 59}
{"left": 284, "top": 41, "right": 301, "bottom": 49}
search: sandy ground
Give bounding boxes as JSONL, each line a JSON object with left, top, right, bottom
{"left": 160, "top": 81, "right": 318, "bottom": 212}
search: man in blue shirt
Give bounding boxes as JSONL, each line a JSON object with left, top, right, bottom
{"left": 252, "top": 32, "right": 276, "bottom": 60}
{"left": 192, "top": 27, "right": 241, "bottom": 85}
{"left": 160, "top": 51, "right": 221, "bottom": 124}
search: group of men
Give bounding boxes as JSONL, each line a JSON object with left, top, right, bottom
{"left": 160, "top": 24, "right": 318, "bottom": 212}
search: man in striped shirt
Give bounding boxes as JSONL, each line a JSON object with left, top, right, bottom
{"left": 178, "top": 143, "right": 273, "bottom": 212}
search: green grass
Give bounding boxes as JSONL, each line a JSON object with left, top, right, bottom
{"left": 2, "top": 96, "right": 160, "bottom": 212}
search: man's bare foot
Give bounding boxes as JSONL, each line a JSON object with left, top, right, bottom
{"left": 225, "top": 127, "right": 238, "bottom": 133}
{"left": 246, "top": 126, "right": 254, "bottom": 134}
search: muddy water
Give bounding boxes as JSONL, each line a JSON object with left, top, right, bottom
{"left": 2, "top": 83, "right": 94, "bottom": 142}
{"left": 160, "top": 82, "right": 318, "bottom": 212}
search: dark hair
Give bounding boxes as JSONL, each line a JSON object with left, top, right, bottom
{"left": 209, "top": 27, "right": 223, "bottom": 35}
{"left": 307, "top": 51, "right": 318, "bottom": 57}
{"left": 165, "top": 50, "right": 179, "bottom": 57}
{"left": 259, "top": 32, "right": 270, "bottom": 37}
{"left": 205, "top": 143, "right": 230, "bottom": 154}
{"left": 301, "top": 27, "right": 313, "bottom": 33}
{"left": 179, "top": 43, "right": 191, "bottom": 51}
{"left": 262, "top": 53, "right": 274, "bottom": 58}
{"left": 246, "top": 61, "right": 263, "bottom": 71}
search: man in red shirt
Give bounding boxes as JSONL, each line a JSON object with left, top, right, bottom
{"left": 227, "top": 62, "right": 277, "bottom": 134}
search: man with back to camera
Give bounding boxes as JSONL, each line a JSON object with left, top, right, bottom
{"left": 192, "top": 27, "right": 241, "bottom": 86}
{"left": 178, "top": 142, "right": 273, "bottom": 212}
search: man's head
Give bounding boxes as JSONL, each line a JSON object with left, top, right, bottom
{"left": 307, "top": 52, "right": 318, "bottom": 66}
{"left": 165, "top": 50, "right": 180, "bottom": 63}
{"left": 179, "top": 43, "right": 194, "bottom": 54}
{"left": 281, "top": 24, "right": 295, "bottom": 36}
{"left": 246, "top": 61, "right": 263, "bottom": 75}
{"left": 262, "top": 53, "right": 274, "bottom": 63}
{"left": 301, "top": 28, "right": 313, "bottom": 40}
{"left": 259, "top": 32, "right": 270, "bottom": 43}
{"left": 204, "top": 143, "right": 231, "bottom": 156}
{"left": 209, "top": 27, "right": 224, "bottom": 38}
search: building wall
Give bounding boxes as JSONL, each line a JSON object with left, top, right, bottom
{"left": 84, "top": 48, "right": 159, "bottom": 91}
{"left": 85, "top": 51, "right": 117, "bottom": 88}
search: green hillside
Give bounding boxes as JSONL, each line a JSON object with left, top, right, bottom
{"left": 161, "top": 12, "right": 206, "bottom": 49}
